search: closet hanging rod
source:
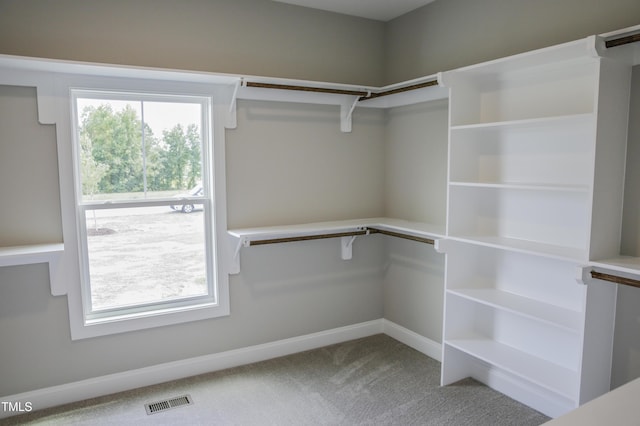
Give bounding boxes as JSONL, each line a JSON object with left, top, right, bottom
{"left": 366, "top": 227, "right": 435, "bottom": 245}
{"left": 591, "top": 271, "right": 640, "bottom": 289}
{"left": 245, "top": 81, "right": 370, "bottom": 97}
{"left": 359, "top": 80, "right": 439, "bottom": 102}
{"left": 245, "top": 227, "right": 436, "bottom": 247}
{"left": 243, "top": 79, "right": 439, "bottom": 101}
{"left": 605, "top": 33, "right": 640, "bottom": 48}
{"left": 248, "top": 230, "right": 369, "bottom": 246}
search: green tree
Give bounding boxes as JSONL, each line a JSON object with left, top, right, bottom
{"left": 185, "top": 123, "right": 202, "bottom": 188}
{"left": 79, "top": 103, "right": 201, "bottom": 194}
{"left": 79, "top": 132, "right": 109, "bottom": 199}
{"left": 157, "top": 124, "right": 201, "bottom": 190}
{"left": 80, "top": 104, "right": 144, "bottom": 193}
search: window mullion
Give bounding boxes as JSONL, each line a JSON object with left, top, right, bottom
{"left": 141, "top": 100, "right": 148, "bottom": 197}
{"left": 81, "top": 198, "right": 207, "bottom": 210}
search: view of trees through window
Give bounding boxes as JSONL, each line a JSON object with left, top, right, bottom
{"left": 74, "top": 94, "right": 212, "bottom": 314}
{"left": 77, "top": 98, "right": 203, "bottom": 200}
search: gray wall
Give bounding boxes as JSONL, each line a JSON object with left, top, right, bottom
{"left": 0, "top": 0, "right": 385, "bottom": 86}
{"left": 382, "top": 100, "right": 448, "bottom": 342}
{"left": 0, "top": 87, "right": 387, "bottom": 396}
{"left": 227, "top": 101, "right": 385, "bottom": 228}
{"left": 385, "top": 0, "right": 640, "bottom": 83}
{"left": 0, "top": 86, "right": 62, "bottom": 246}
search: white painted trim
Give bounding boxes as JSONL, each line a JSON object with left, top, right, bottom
{"left": 468, "top": 357, "right": 575, "bottom": 418}
{"left": 0, "top": 320, "right": 384, "bottom": 419}
{"left": 382, "top": 319, "right": 442, "bottom": 362}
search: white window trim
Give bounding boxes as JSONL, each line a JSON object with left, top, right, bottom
{"left": 0, "top": 62, "right": 236, "bottom": 340}
{"left": 71, "top": 90, "right": 218, "bottom": 323}
{"left": 62, "top": 77, "right": 231, "bottom": 340}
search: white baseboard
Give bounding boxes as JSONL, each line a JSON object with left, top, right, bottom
{"left": 1, "top": 319, "right": 442, "bottom": 419}
{"left": 382, "top": 319, "right": 442, "bottom": 362}
{"left": 474, "top": 362, "right": 573, "bottom": 418}
{"left": 1, "top": 319, "right": 385, "bottom": 419}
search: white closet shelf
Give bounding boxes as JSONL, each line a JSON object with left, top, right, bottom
{"left": 0, "top": 243, "right": 64, "bottom": 268}
{"left": 445, "top": 337, "right": 578, "bottom": 400}
{"left": 229, "top": 217, "right": 444, "bottom": 244}
{"left": 447, "top": 235, "right": 587, "bottom": 263}
{"left": 443, "top": 37, "right": 597, "bottom": 80}
{"left": 586, "top": 257, "right": 640, "bottom": 290}
{"left": 447, "top": 288, "right": 582, "bottom": 332}
{"left": 449, "top": 113, "right": 594, "bottom": 131}
{"left": 449, "top": 181, "right": 591, "bottom": 193}
{"left": 590, "top": 256, "right": 640, "bottom": 275}
{"left": 228, "top": 218, "right": 445, "bottom": 274}
{"left": 0, "top": 54, "right": 447, "bottom": 134}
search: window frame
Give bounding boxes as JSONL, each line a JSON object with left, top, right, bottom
{"left": 71, "top": 89, "right": 218, "bottom": 323}
{"left": 59, "top": 76, "right": 231, "bottom": 340}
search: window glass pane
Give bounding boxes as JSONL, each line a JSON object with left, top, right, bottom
{"left": 76, "top": 98, "right": 203, "bottom": 202}
{"left": 85, "top": 205, "right": 208, "bottom": 312}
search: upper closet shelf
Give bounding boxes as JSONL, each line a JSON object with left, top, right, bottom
{"left": 236, "top": 75, "right": 447, "bottom": 108}
{"left": 228, "top": 218, "right": 445, "bottom": 274}
{"left": 0, "top": 54, "right": 446, "bottom": 133}
{"left": 441, "top": 37, "right": 599, "bottom": 82}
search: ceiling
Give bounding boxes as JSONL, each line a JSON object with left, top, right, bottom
{"left": 271, "top": 0, "right": 437, "bottom": 21}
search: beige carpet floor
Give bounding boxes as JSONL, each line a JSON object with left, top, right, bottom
{"left": 3, "top": 334, "right": 550, "bottom": 425}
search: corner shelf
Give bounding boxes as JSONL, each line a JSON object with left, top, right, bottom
{"left": 228, "top": 217, "right": 445, "bottom": 274}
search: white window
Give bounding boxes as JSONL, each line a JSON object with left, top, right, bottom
{"left": 69, "top": 89, "right": 227, "bottom": 331}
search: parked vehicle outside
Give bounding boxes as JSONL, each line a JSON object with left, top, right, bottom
{"left": 169, "top": 184, "right": 203, "bottom": 213}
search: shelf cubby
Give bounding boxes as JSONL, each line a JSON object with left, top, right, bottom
{"left": 444, "top": 295, "right": 581, "bottom": 384}
{"left": 449, "top": 114, "right": 595, "bottom": 188}
{"left": 445, "top": 46, "right": 598, "bottom": 126}
{"left": 444, "top": 338, "right": 578, "bottom": 400}
{"left": 447, "top": 185, "right": 590, "bottom": 259}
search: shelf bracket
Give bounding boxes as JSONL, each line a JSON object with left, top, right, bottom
{"left": 340, "top": 92, "right": 368, "bottom": 133}
{"left": 228, "top": 235, "right": 247, "bottom": 275}
{"left": 575, "top": 265, "right": 593, "bottom": 285}
{"left": 433, "top": 238, "right": 449, "bottom": 254}
{"left": 341, "top": 235, "right": 358, "bottom": 260}
{"left": 225, "top": 78, "right": 243, "bottom": 129}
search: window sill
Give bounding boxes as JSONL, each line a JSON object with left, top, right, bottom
{"left": 70, "top": 298, "right": 229, "bottom": 340}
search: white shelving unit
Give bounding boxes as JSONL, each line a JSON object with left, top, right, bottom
{"left": 439, "top": 36, "right": 633, "bottom": 417}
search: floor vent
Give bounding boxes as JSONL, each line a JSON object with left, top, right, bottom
{"left": 145, "top": 394, "right": 193, "bottom": 415}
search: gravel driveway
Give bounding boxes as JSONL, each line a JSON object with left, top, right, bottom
{"left": 85, "top": 206, "right": 208, "bottom": 311}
